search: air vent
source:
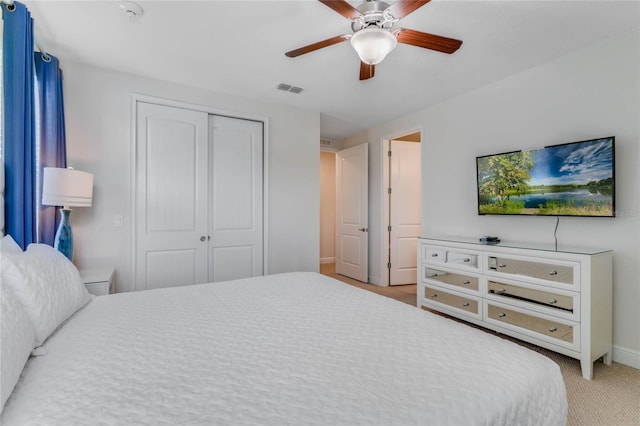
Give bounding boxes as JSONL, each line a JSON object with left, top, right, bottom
{"left": 320, "top": 138, "right": 333, "bottom": 147}
{"left": 277, "top": 83, "right": 304, "bottom": 94}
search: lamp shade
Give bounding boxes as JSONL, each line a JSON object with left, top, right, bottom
{"left": 350, "top": 27, "right": 398, "bottom": 65}
{"left": 42, "top": 167, "right": 94, "bottom": 207}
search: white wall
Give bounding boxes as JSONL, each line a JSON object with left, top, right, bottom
{"left": 343, "top": 29, "right": 640, "bottom": 362}
{"left": 61, "top": 60, "right": 320, "bottom": 292}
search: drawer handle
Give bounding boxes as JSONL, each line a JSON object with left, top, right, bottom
{"left": 549, "top": 327, "right": 558, "bottom": 332}
{"left": 462, "top": 302, "right": 470, "bottom": 307}
{"left": 549, "top": 299, "right": 558, "bottom": 305}
{"left": 498, "top": 264, "right": 507, "bottom": 268}
{"left": 431, "top": 253, "right": 439, "bottom": 258}
{"left": 549, "top": 270, "right": 558, "bottom": 276}
{"left": 430, "top": 293, "right": 438, "bottom": 298}
{"left": 463, "top": 258, "right": 470, "bottom": 263}
{"left": 498, "top": 312, "right": 506, "bottom": 318}
{"left": 463, "top": 280, "right": 471, "bottom": 285}
{"left": 497, "top": 288, "right": 507, "bottom": 294}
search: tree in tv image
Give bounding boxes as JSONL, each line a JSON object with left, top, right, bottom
{"left": 477, "top": 137, "right": 615, "bottom": 217}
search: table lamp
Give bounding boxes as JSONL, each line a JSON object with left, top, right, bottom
{"left": 42, "top": 167, "right": 93, "bottom": 260}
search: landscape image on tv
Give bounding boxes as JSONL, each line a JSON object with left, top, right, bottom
{"left": 477, "top": 137, "right": 615, "bottom": 217}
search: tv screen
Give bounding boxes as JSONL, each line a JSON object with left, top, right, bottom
{"left": 476, "top": 136, "right": 615, "bottom": 217}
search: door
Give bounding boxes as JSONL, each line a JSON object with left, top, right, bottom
{"left": 336, "top": 143, "right": 368, "bottom": 282}
{"left": 135, "top": 103, "right": 264, "bottom": 290}
{"left": 208, "top": 115, "right": 263, "bottom": 282}
{"left": 135, "top": 102, "right": 209, "bottom": 290}
{"left": 389, "top": 140, "right": 421, "bottom": 285}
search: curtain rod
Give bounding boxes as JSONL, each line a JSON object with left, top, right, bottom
{"left": 2, "top": 0, "right": 52, "bottom": 61}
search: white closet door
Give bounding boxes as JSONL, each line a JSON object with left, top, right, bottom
{"left": 208, "top": 115, "right": 263, "bottom": 282}
{"left": 135, "top": 102, "right": 209, "bottom": 290}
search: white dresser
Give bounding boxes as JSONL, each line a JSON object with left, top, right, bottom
{"left": 417, "top": 237, "right": 612, "bottom": 379}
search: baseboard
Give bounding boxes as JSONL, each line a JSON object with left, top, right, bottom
{"left": 320, "top": 257, "right": 335, "bottom": 265}
{"left": 612, "top": 345, "right": 640, "bottom": 369}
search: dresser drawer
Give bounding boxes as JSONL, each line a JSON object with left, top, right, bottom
{"left": 446, "top": 251, "right": 478, "bottom": 268}
{"left": 487, "top": 255, "right": 578, "bottom": 288}
{"left": 423, "top": 285, "right": 481, "bottom": 318}
{"left": 486, "top": 303, "right": 577, "bottom": 349}
{"left": 487, "top": 280, "right": 574, "bottom": 312}
{"left": 424, "top": 246, "right": 446, "bottom": 263}
{"left": 423, "top": 245, "right": 480, "bottom": 272}
{"left": 425, "top": 268, "right": 479, "bottom": 292}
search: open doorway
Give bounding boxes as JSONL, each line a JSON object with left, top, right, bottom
{"left": 320, "top": 150, "right": 336, "bottom": 266}
{"left": 319, "top": 143, "right": 369, "bottom": 284}
{"left": 319, "top": 133, "right": 420, "bottom": 287}
{"left": 384, "top": 131, "right": 421, "bottom": 286}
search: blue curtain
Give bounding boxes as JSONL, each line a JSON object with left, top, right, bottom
{"left": 35, "top": 53, "right": 67, "bottom": 246}
{"left": 2, "top": 1, "right": 36, "bottom": 250}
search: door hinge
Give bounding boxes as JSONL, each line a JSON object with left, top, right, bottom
{"left": 388, "top": 187, "right": 392, "bottom": 194}
{"left": 388, "top": 150, "right": 392, "bottom": 157}
{"left": 387, "top": 225, "right": 392, "bottom": 232}
{"left": 387, "top": 262, "right": 391, "bottom": 269}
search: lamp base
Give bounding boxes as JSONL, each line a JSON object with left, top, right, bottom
{"left": 54, "top": 209, "right": 73, "bottom": 260}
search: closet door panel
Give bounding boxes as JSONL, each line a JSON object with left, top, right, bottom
{"left": 135, "top": 102, "right": 209, "bottom": 290}
{"left": 209, "top": 115, "right": 264, "bottom": 281}
{"left": 211, "top": 128, "right": 254, "bottom": 231}
{"left": 211, "top": 245, "right": 255, "bottom": 283}
{"left": 146, "top": 249, "right": 198, "bottom": 289}
{"left": 145, "top": 118, "right": 198, "bottom": 232}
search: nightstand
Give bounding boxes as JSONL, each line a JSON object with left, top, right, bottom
{"left": 79, "top": 268, "right": 115, "bottom": 296}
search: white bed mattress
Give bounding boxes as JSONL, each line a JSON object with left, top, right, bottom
{"left": 2, "top": 272, "right": 567, "bottom": 425}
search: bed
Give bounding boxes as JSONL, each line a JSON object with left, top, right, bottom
{"left": 1, "top": 238, "right": 567, "bottom": 425}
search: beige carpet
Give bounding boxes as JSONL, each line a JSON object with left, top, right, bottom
{"left": 320, "top": 264, "right": 640, "bottom": 426}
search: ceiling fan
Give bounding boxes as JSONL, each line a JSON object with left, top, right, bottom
{"left": 285, "top": 0, "right": 463, "bottom": 81}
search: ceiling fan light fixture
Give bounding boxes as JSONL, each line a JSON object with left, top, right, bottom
{"left": 350, "top": 27, "right": 397, "bottom": 65}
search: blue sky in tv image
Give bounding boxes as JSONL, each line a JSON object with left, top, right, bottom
{"left": 529, "top": 137, "right": 614, "bottom": 186}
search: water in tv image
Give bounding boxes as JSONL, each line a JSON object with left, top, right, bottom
{"left": 477, "top": 137, "right": 615, "bottom": 217}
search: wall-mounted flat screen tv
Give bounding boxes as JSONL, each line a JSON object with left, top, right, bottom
{"left": 476, "top": 136, "right": 615, "bottom": 217}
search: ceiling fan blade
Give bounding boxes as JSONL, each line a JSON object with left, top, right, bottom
{"left": 387, "top": 0, "right": 431, "bottom": 20}
{"left": 319, "top": 0, "right": 362, "bottom": 20}
{"left": 359, "top": 62, "right": 375, "bottom": 81}
{"left": 285, "top": 34, "right": 351, "bottom": 58}
{"left": 396, "top": 28, "right": 462, "bottom": 54}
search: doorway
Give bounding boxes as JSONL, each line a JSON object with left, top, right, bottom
{"left": 335, "top": 143, "right": 369, "bottom": 282}
{"left": 319, "top": 150, "right": 336, "bottom": 266}
{"left": 319, "top": 143, "right": 368, "bottom": 284}
{"left": 319, "top": 134, "right": 420, "bottom": 287}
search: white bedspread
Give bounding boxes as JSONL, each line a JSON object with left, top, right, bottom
{"left": 2, "top": 272, "right": 567, "bottom": 425}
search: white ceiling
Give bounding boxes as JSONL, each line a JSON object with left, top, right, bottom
{"left": 22, "top": 0, "right": 640, "bottom": 140}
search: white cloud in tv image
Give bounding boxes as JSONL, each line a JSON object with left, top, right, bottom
{"left": 531, "top": 138, "right": 614, "bottom": 186}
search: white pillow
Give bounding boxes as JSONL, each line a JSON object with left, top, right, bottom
{"left": 1, "top": 244, "right": 91, "bottom": 346}
{"left": 0, "top": 235, "right": 23, "bottom": 254}
{"left": 0, "top": 284, "right": 37, "bottom": 410}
